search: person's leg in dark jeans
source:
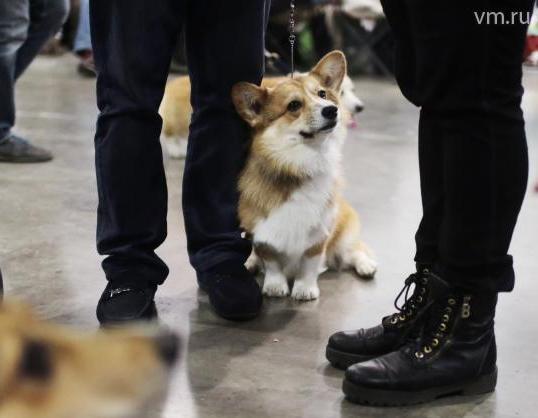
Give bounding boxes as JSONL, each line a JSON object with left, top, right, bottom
{"left": 0, "top": 0, "right": 67, "bottom": 163}
{"left": 329, "top": 0, "right": 533, "bottom": 405}
{"left": 91, "top": 0, "right": 269, "bottom": 323}
{"left": 182, "top": 0, "right": 269, "bottom": 320}
{"left": 91, "top": 0, "right": 183, "bottom": 323}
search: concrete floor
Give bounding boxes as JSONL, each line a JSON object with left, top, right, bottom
{"left": 1, "top": 55, "right": 538, "bottom": 418}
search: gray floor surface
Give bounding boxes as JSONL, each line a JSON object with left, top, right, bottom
{"left": 1, "top": 55, "right": 537, "bottom": 418}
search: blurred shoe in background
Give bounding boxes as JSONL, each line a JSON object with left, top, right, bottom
{"left": 0, "top": 134, "right": 53, "bottom": 163}
{"left": 76, "top": 50, "right": 96, "bottom": 77}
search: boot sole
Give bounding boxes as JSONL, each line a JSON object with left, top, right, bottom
{"left": 326, "top": 346, "right": 377, "bottom": 370}
{"left": 343, "top": 367, "right": 497, "bottom": 406}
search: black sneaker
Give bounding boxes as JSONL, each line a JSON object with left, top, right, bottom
{"left": 97, "top": 281, "right": 158, "bottom": 325}
{"left": 0, "top": 134, "right": 53, "bottom": 163}
{"left": 197, "top": 262, "right": 262, "bottom": 321}
{"left": 343, "top": 278, "right": 498, "bottom": 406}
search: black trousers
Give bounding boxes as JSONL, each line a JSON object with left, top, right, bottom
{"left": 381, "top": 0, "right": 534, "bottom": 292}
{"left": 90, "top": 0, "right": 270, "bottom": 285}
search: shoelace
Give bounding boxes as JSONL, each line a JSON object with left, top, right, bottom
{"left": 413, "top": 295, "right": 469, "bottom": 359}
{"left": 388, "top": 272, "right": 429, "bottom": 325}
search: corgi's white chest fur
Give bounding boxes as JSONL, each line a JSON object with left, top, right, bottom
{"left": 253, "top": 171, "right": 338, "bottom": 258}
{"left": 252, "top": 131, "right": 343, "bottom": 264}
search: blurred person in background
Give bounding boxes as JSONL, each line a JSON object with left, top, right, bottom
{"left": 0, "top": 0, "right": 68, "bottom": 163}
{"left": 73, "top": 0, "right": 94, "bottom": 77}
{"left": 91, "top": 0, "right": 270, "bottom": 324}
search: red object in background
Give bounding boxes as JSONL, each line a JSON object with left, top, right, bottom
{"left": 525, "top": 35, "right": 538, "bottom": 60}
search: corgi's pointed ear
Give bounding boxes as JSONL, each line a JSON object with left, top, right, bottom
{"left": 311, "top": 50, "right": 347, "bottom": 92}
{"left": 232, "top": 82, "right": 268, "bottom": 127}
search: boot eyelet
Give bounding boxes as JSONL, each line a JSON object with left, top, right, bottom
{"left": 439, "top": 323, "right": 447, "bottom": 331}
{"left": 421, "top": 277, "right": 428, "bottom": 285}
{"left": 442, "top": 314, "right": 450, "bottom": 322}
{"left": 390, "top": 317, "right": 398, "bottom": 324}
{"left": 415, "top": 351, "right": 424, "bottom": 359}
{"left": 448, "top": 298, "right": 456, "bottom": 305}
{"left": 420, "top": 288, "right": 427, "bottom": 295}
{"left": 416, "top": 296, "right": 423, "bottom": 303}
{"left": 424, "top": 346, "right": 432, "bottom": 354}
{"left": 432, "top": 338, "right": 439, "bottom": 347}
{"left": 445, "top": 307, "right": 452, "bottom": 314}
{"left": 399, "top": 315, "right": 406, "bottom": 321}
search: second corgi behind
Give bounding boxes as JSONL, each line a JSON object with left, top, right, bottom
{"left": 232, "top": 51, "right": 376, "bottom": 301}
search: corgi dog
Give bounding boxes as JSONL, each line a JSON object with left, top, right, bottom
{"left": 159, "top": 68, "right": 364, "bottom": 159}
{"left": 231, "top": 51, "right": 377, "bottom": 301}
{"left": 0, "top": 303, "right": 179, "bottom": 418}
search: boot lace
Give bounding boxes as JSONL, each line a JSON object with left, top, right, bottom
{"left": 413, "top": 295, "right": 467, "bottom": 360}
{"left": 387, "top": 271, "right": 429, "bottom": 326}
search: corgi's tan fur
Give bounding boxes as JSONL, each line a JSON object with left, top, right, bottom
{"left": 232, "top": 51, "right": 376, "bottom": 301}
{"left": 0, "top": 303, "right": 177, "bottom": 418}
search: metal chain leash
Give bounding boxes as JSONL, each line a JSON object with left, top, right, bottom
{"left": 289, "top": 0, "right": 296, "bottom": 78}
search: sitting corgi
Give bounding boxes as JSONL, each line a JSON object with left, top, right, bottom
{"left": 231, "top": 51, "right": 377, "bottom": 301}
{"left": 0, "top": 303, "right": 179, "bottom": 418}
{"left": 159, "top": 69, "right": 364, "bottom": 159}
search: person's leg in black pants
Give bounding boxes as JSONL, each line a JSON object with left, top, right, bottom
{"left": 329, "top": 0, "right": 533, "bottom": 405}
{"left": 91, "top": 0, "right": 269, "bottom": 323}
{"left": 182, "top": 0, "right": 269, "bottom": 320}
{"left": 183, "top": 0, "right": 267, "bottom": 274}
{"left": 407, "top": 1, "right": 530, "bottom": 295}
{"left": 91, "top": 0, "right": 183, "bottom": 323}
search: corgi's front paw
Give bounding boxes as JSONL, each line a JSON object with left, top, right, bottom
{"left": 262, "top": 279, "right": 290, "bottom": 298}
{"left": 291, "top": 281, "right": 320, "bottom": 301}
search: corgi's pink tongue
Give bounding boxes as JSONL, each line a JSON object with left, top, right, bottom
{"left": 348, "top": 119, "right": 359, "bottom": 129}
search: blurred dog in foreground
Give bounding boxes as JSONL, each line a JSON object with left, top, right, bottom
{"left": 159, "top": 67, "right": 364, "bottom": 159}
{"left": 0, "top": 303, "right": 179, "bottom": 418}
{"left": 231, "top": 51, "right": 377, "bottom": 301}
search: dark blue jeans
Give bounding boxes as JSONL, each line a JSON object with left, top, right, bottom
{"left": 381, "top": 0, "right": 534, "bottom": 292}
{"left": 90, "top": 0, "right": 270, "bottom": 285}
{"left": 0, "top": 0, "right": 68, "bottom": 140}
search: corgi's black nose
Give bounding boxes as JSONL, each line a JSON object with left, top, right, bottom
{"left": 355, "top": 104, "right": 364, "bottom": 113}
{"left": 155, "top": 332, "right": 180, "bottom": 366}
{"left": 322, "top": 105, "right": 338, "bottom": 120}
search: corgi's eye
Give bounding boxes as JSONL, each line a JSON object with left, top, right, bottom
{"left": 287, "top": 100, "right": 302, "bottom": 112}
{"left": 318, "top": 90, "right": 327, "bottom": 99}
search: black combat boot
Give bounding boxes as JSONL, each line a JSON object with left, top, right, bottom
{"left": 326, "top": 267, "right": 445, "bottom": 369}
{"left": 343, "top": 277, "right": 498, "bottom": 406}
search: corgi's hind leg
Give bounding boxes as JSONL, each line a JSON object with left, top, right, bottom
{"left": 348, "top": 242, "right": 377, "bottom": 278}
{"left": 328, "top": 207, "right": 377, "bottom": 278}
